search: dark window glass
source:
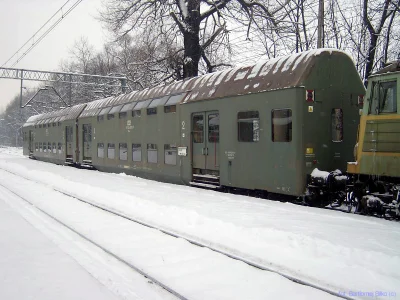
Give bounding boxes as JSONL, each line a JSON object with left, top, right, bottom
{"left": 272, "top": 109, "right": 292, "bottom": 142}
{"left": 164, "top": 144, "right": 177, "bottom": 165}
{"left": 39, "top": 124, "right": 42, "bottom": 128}
{"left": 119, "top": 112, "right": 127, "bottom": 119}
{"left": 58, "top": 122, "right": 61, "bottom": 126}
{"left": 107, "top": 114, "right": 115, "bottom": 120}
{"left": 147, "top": 107, "right": 157, "bottom": 115}
{"left": 48, "top": 143, "right": 51, "bottom": 152}
{"left": 208, "top": 113, "right": 219, "bottom": 143}
{"left": 164, "top": 105, "right": 177, "bottom": 113}
{"left": 119, "top": 143, "right": 128, "bottom": 160}
{"left": 193, "top": 115, "right": 204, "bottom": 143}
{"left": 132, "top": 110, "right": 141, "bottom": 117}
{"left": 35, "top": 143, "right": 38, "bottom": 152}
{"left": 331, "top": 109, "right": 343, "bottom": 142}
{"left": 238, "top": 111, "right": 260, "bottom": 142}
{"left": 132, "top": 144, "right": 141, "bottom": 161}
{"left": 58, "top": 142, "right": 62, "bottom": 153}
{"left": 97, "top": 115, "right": 104, "bottom": 122}
{"left": 147, "top": 143, "right": 158, "bottom": 163}
{"left": 52, "top": 143, "right": 57, "bottom": 153}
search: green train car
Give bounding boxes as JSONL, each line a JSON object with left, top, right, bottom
{"left": 23, "top": 49, "right": 365, "bottom": 198}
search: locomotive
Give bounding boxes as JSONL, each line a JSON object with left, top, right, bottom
{"left": 306, "top": 60, "right": 400, "bottom": 218}
{"left": 23, "top": 49, "right": 379, "bottom": 211}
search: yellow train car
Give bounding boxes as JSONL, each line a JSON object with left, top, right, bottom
{"left": 347, "top": 61, "right": 400, "bottom": 217}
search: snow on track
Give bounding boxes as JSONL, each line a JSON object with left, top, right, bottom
{"left": 0, "top": 167, "right": 336, "bottom": 300}
{"left": 1, "top": 148, "right": 399, "bottom": 299}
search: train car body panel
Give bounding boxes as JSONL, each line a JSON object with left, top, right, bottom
{"left": 23, "top": 49, "right": 365, "bottom": 197}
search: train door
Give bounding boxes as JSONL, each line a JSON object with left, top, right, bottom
{"left": 191, "top": 111, "right": 220, "bottom": 186}
{"left": 65, "top": 126, "right": 73, "bottom": 162}
{"left": 82, "top": 124, "right": 92, "bottom": 162}
{"left": 28, "top": 130, "right": 34, "bottom": 155}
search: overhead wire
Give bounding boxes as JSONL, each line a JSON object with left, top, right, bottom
{"left": 2, "top": 0, "right": 84, "bottom": 68}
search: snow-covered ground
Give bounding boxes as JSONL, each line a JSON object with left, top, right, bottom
{"left": 0, "top": 147, "right": 399, "bottom": 299}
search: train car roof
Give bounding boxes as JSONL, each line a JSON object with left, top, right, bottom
{"left": 23, "top": 103, "right": 87, "bottom": 127}
{"left": 371, "top": 60, "right": 400, "bottom": 76}
{"left": 24, "top": 48, "right": 355, "bottom": 124}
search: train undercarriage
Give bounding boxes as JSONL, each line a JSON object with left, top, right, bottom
{"left": 303, "top": 168, "right": 400, "bottom": 220}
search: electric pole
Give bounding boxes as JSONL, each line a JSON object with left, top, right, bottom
{"left": 317, "top": 0, "right": 324, "bottom": 48}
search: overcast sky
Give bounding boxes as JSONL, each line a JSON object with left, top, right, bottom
{"left": 0, "top": 0, "right": 106, "bottom": 113}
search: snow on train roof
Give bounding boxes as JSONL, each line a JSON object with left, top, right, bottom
{"left": 25, "top": 49, "right": 352, "bottom": 124}
{"left": 24, "top": 103, "right": 87, "bottom": 126}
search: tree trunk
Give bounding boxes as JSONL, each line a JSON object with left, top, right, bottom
{"left": 364, "top": 33, "right": 378, "bottom": 86}
{"left": 183, "top": 1, "right": 201, "bottom": 78}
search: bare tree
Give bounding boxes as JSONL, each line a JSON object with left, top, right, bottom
{"left": 101, "top": 0, "right": 290, "bottom": 78}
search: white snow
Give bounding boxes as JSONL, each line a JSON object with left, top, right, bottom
{"left": 234, "top": 69, "right": 249, "bottom": 81}
{"left": 0, "top": 148, "right": 399, "bottom": 300}
{"left": 179, "top": 0, "right": 188, "bottom": 18}
{"left": 311, "top": 168, "right": 330, "bottom": 180}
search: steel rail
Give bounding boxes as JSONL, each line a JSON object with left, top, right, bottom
{"left": 0, "top": 166, "right": 355, "bottom": 300}
{"left": 0, "top": 178, "right": 188, "bottom": 300}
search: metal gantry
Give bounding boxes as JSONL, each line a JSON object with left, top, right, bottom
{"left": 0, "top": 67, "right": 128, "bottom": 108}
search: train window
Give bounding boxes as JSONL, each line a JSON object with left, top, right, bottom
{"left": 238, "top": 111, "right": 260, "bottom": 142}
{"left": 132, "top": 144, "right": 142, "bottom": 161}
{"left": 165, "top": 93, "right": 185, "bottom": 105}
{"left": 107, "top": 143, "right": 115, "bottom": 159}
{"left": 147, "top": 107, "right": 157, "bottom": 115}
{"left": 147, "top": 143, "right": 158, "bottom": 163}
{"left": 370, "top": 80, "right": 397, "bottom": 114}
{"left": 107, "top": 113, "right": 115, "bottom": 120}
{"left": 35, "top": 143, "right": 38, "bottom": 152}
{"left": 52, "top": 123, "right": 56, "bottom": 127}
{"left": 83, "top": 124, "right": 92, "bottom": 142}
{"left": 39, "top": 143, "right": 42, "bottom": 152}
{"left": 119, "top": 112, "right": 127, "bottom": 119}
{"left": 58, "top": 122, "right": 61, "bottom": 126}
{"left": 331, "top": 109, "right": 343, "bottom": 142}
{"left": 39, "top": 124, "right": 42, "bottom": 128}
{"left": 164, "top": 105, "right": 176, "bottom": 113}
{"left": 98, "top": 143, "right": 104, "bottom": 158}
{"left": 208, "top": 113, "right": 219, "bottom": 143}
{"left": 97, "top": 115, "right": 104, "bottom": 122}
{"left": 120, "top": 102, "right": 137, "bottom": 113}
{"left": 149, "top": 96, "right": 169, "bottom": 109}
{"left": 193, "top": 115, "right": 204, "bottom": 143}
{"left": 48, "top": 143, "right": 52, "bottom": 153}
{"left": 43, "top": 143, "right": 46, "bottom": 152}
{"left": 272, "top": 109, "right": 292, "bottom": 142}
{"left": 164, "top": 144, "right": 177, "bottom": 165}
{"left": 58, "top": 143, "right": 62, "bottom": 154}
{"left": 109, "top": 104, "right": 123, "bottom": 114}
{"left": 132, "top": 110, "right": 141, "bottom": 117}
{"left": 379, "top": 81, "right": 397, "bottom": 113}
{"left": 52, "top": 143, "right": 57, "bottom": 154}
{"left": 66, "top": 126, "right": 73, "bottom": 143}
{"left": 119, "top": 143, "right": 128, "bottom": 161}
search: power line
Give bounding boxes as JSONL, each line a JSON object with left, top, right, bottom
{"left": 2, "top": 0, "right": 84, "bottom": 68}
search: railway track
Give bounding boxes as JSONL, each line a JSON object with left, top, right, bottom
{"left": 0, "top": 165, "right": 354, "bottom": 300}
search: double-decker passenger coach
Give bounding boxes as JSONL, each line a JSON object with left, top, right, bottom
{"left": 23, "top": 49, "right": 365, "bottom": 198}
